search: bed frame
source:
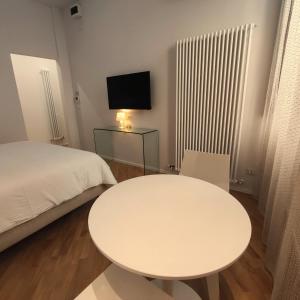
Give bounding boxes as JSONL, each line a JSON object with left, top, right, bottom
{"left": 0, "top": 184, "right": 107, "bottom": 253}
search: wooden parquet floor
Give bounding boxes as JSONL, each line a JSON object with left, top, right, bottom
{"left": 0, "top": 162, "right": 272, "bottom": 300}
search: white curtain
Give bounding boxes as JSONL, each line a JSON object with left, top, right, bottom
{"left": 258, "top": 0, "right": 300, "bottom": 298}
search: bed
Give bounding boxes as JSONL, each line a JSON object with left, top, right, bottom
{"left": 0, "top": 141, "right": 117, "bottom": 252}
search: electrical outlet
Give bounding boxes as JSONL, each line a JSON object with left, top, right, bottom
{"left": 238, "top": 178, "right": 245, "bottom": 185}
{"left": 168, "top": 165, "right": 177, "bottom": 174}
{"left": 168, "top": 165, "right": 175, "bottom": 171}
{"left": 246, "top": 169, "right": 255, "bottom": 176}
{"left": 231, "top": 178, "right": 245, "bottom": 185}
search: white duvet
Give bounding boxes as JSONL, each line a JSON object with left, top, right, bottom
{"left": 0, "top": 141, "right": 117, "bottom": 234}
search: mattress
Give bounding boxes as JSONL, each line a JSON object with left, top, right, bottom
{"left": 0, "top": 141, "right": 117, "bottom": 234}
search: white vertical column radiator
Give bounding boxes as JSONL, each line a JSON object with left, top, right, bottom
{"left": 175, "top": 24, "right": 254, "bottom": 180}
{"left": 41, "top": 70, "right": 64, "bottom": 144}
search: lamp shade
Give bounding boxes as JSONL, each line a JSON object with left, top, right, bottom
{"left": 116, "top": 112, "right": 126, "bottom": 121}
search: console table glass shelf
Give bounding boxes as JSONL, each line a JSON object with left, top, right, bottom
{"left": 93, "top": 127, "right": 159, "bottom": 175}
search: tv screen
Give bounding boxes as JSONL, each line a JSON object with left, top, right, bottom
{"left": 106, "top": 71, "right": 151, "bottom": 109}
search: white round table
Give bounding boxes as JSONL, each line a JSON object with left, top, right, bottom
{"left": 88, "top": 175, "right": 251, "bottom": 299}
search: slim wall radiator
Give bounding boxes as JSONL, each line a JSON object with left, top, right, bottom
{"left": 41, "top": 70, "right": 64, "bottom": 144}
{"left": 175, "top": 24, "right": 254, "bottom": 180}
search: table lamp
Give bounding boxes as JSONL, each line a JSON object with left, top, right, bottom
{"left": 116, "top": 111, "right": 126, "bottom": 129}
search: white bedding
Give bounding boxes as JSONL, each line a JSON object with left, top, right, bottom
{"left": 0, "top": 141, "right": 117, "bottom": 234}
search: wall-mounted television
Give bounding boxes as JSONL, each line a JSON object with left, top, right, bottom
{"left": 106, "top": 71, "right": 151, "bottom": 110}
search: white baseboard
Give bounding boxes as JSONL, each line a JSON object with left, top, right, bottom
{"left": 100, "top": 155, "right": 166, "bottom": 174}
{"left": 101, "top": 154, "right": 253, "bottom": 195}
{"left": 230, "top": 184, "right": 253, "bottom": 195}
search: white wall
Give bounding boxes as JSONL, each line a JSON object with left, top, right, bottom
{"left": 11, "top": 54, "right": 68, "bottom": 144}
{"left": 64, "top": 0, "right": 281, "bottom": 194}
{"left": 52, "top": 8, "right": 81, "bottom": 148}
{"left": 0, "top": 0, "right": 80, "bottom": 147}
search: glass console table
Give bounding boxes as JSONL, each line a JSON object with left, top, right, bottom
{"left": 93, "top": 126, "right": 159, "bottom": 175}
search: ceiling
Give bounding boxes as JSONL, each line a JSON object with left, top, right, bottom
{"left": 38, "top": 0, "right": 72, "bottom": 8}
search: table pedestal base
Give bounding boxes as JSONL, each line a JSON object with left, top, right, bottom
{"left": 153, "top": 279, "right": 202, "bottom": 300}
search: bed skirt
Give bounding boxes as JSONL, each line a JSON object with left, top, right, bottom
{"left": 0, "top": 184, "right": 107, "bottom": 253}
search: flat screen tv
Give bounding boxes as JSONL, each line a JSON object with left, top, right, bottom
{"left": 106, "top": 71, "right": 151, "bottom": 110}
